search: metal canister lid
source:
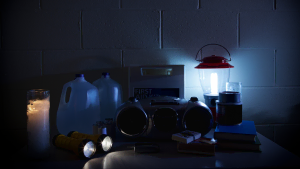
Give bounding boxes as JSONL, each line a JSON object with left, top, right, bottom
{"left": 219, "top": 91, "right": 241, "bottom": 103}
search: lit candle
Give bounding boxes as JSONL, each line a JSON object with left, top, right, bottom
{"left": 27, "top": 89, "right": 50, "bottom": 159}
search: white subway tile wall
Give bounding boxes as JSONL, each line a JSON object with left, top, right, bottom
{"left": 1, "top": 0, "right": 40, "bottom": 10}
{"left": 1, "top": 0, "right": 300, "bottom": 156}
{"left": 122, "top": 0, "right": 199, "bottom": 9}
{"left": 163, "top": 10, "right": 237, "bottom": 48}
{"left": 276, "top": 0, "right": 300, "bottom": 11}
{"left": 40, "top": 0, "right": 120, "bottom": 10}
{"left": 200, "top": 0, "right": 274, "bottom": 11}
{"left": 276, "top": 49, "right": 300, "bottom": 86}
{"left": 0, "top": 51, "right": 42, "bottom": 83}
{"left": 229, "top": 48, "right": 275, "bottom": 87}
{"left": 242, "top": 88, "right": 300, "bottom": 124}
{"left": 240, "top": 11, "right": 300, "bottom": 48}
{"left": 43, "top": 49, "right": 122, "bottom": 75}
{"left": 83, "top": 10, "right": 160, "bottom": 49}
{"left": 1, "top": 10, "right": 81, "bottom": 50}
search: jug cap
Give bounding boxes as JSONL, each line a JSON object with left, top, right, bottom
{"left": 102, "top": 72, "right": 110, "bottom": 77}
{"left": 75, "top": 74, "right": 84, "bottom": 77}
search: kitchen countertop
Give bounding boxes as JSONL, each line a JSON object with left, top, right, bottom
{"left": 11, "top": 130, "right": 300, "bottom": 169}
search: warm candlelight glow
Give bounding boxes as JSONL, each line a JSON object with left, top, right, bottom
{"left": 27, "top": 99, "right": 50, "bottom": 113}
{"left": 27, "top": 90, "right": 50, "bottom": 159}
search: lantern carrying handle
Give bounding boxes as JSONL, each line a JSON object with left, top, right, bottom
{"left": 195, "top": 44, "right": 231, "bottom": 61}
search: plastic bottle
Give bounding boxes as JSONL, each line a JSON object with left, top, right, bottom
{"left": 92, "top": 72, "right": 122, "bottom": 122}
{"left": 56, "top": 74, "right": 100, "bottom": 135}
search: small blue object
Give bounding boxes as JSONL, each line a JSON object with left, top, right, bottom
{"left": 102, "top": 72, "right": 110, "bottom": 77}
{"left": 215, "top": 120, "right": 257, "bottom": 135}
{"left": 75, "top": 74, "right": 84, "bottom": 77}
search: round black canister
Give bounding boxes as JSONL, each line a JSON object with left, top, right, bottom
{"left": 216, "top": 101, "right": 242, "bottom": 125}
{"left": 183, "top": 106, "right": 213, "bottom": 136}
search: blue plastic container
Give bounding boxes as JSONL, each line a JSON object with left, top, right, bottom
{"left": 56, "top": 74, "right": 100, "bottom": 135}
{"left": 93, "top": 72, "right": 122, "bottom": 122}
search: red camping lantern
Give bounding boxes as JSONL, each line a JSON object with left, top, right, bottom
{"left": 195, "top": 44, "right": 234, "bottom": 125}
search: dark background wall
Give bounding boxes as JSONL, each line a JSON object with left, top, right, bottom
{"left": 1, "top": 0, "right": 300, "bottom": 157}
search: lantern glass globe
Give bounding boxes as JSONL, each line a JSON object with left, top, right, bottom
{"left": 198, "top": 68, "right": 230, "bottom": 96}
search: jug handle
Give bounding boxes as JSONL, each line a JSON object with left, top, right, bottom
{"left": 60, "top": 82, "right": 72, "bottom": 105}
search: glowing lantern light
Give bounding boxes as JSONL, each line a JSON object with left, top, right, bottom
{"left": 195, "top": 44, "right": 234, "bottom": 125}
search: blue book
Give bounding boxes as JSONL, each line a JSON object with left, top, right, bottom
{"left": 214, "top": 120, "right": 257, "bottom": 142}
{"left": 216, "top": 136, "right": 261, "bottom": 152}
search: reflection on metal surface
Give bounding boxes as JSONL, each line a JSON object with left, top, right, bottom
{"left": 102, "top": 136, "right": 113, "bottom": 152}
{"left": 83, "top": 141, "right": 96, "bottom": 158}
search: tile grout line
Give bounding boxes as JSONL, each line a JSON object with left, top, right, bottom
{"left": 274, "top": 49, "right": 277, "bottom": 86}
{"left": 0, "top": 19, "right": 2, "bottom": 49}
{"left": 159, "top": 10, "right": 163, "bottom": 49}
{"left": 273, "top": 125, "right": 275, "bottom": 142}
{"left": 128, "top": 67, "right": 131, "bottom": 99}
{"left": 119, "top": 0, "right": 122, "bottom": 9}
{"left": 273, "top": 0, "right": 277, "bottom": 10}
{"left": 121, "top": 50, "right": 124, "bottom": 67}
{"left": 198, "top": 0, "right": 201, "bottom": 9}
{"left": 80, "top": 11, "right": 83, "bottom": 49}
{"left": 41, "top": 50, "right": 43, "bottom": 76}
{"left": 39, "top": 0, "right": 41, "bottom": 9}
{"left": 237, "top": 12, "right": 240, "bottom": 48}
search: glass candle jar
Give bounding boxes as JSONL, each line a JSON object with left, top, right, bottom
{"left": 226, "top": 82, "right": 242, "bottom": 102}
{"left": 27, "top": 89, "right": 50, "bottom": 159}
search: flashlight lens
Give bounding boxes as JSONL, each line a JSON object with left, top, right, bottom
{"left": 102, "top": 136, "right": 113, "bottom": 152}
{"left": 83, "top": 141, "right": 96, "bottom": 158}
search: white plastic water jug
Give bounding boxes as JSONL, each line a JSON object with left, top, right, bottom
{"left": 56, "top": 74, "right": 100, "bottom": 135}
{"left": 93, "top": 72, "right": 122, "bottom": 122}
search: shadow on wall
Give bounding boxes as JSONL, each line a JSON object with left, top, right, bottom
{"left": 243, "top": 102, "right": 300, "bottom": 157}
{"left": 289, "top": 103, "right": 300, "bottom": 124}
{"left": 1, "top": 67, "right": 129, "bottom": 153}
{"left": 243, "top": 101, "right": 300, "bottom": 123}
{"left": 285, "top": 104, "right": 300, "bottom": 156}
{"left": 244, "top": 109, "right": 279, "bottom": 124}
